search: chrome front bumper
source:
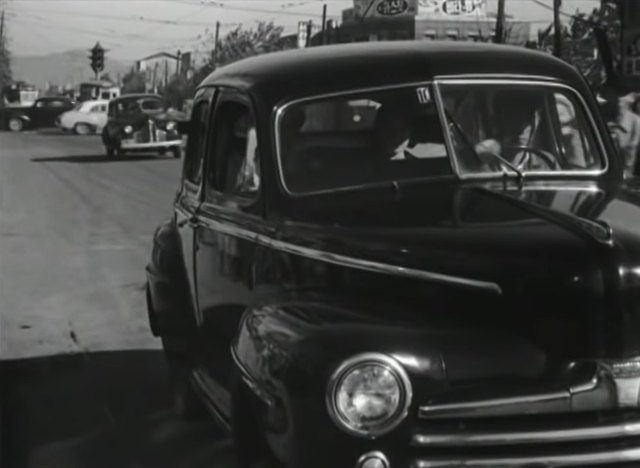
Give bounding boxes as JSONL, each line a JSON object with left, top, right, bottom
{"left": 408, "top": 362, "right": 640, "bottom": 467}
{"left": 121, "top": 139, "right": 182, "bottom": 149}
{"left": 410, "top": 446, "right": 640, "bottom": 467}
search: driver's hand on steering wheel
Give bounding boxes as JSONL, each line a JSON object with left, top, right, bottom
{"left": 475, "top": 139, "right": 502, "bottom": 164}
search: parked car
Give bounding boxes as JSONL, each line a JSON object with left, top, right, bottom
{"left": 1, "top": 96, "right": 74, "bottom": 132}
{"left": 146, "top": 41, "right": 640, "bottom": 468}
{"left": 101, "top": 94, "right": 185, "bottom": 158}
{"left": 55, "top": 99, "right": 109, "bottom": 135}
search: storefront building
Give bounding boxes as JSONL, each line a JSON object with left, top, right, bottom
{"left": 323, "top": 0, "right": 531, "bottom": 45}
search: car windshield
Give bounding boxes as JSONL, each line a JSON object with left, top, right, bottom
{"left": 278, "top": 84, "right": 452, "bottom": 193}
{"left": 115, "top": 97, "right": 164, "bottom": 116}
{"left": 439, "top": 82, "right": 605, "bottom": 177}
{"left": 278, "top": 81, "right": 605, "bottom": 193}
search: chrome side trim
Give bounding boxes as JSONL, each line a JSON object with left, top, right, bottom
{"left": 418, "top": 391, "right": 568, "bottom": 419}
{"left": 197, "top": 216, "right": 502, "bottom": 294}
{"left": 411, "top": 419, "right": 640, "bottom": 447}
{"left": 410, "top": 446, "right": 640, "bottom": 468}
{"left": 418, "top": 372, "right": 601, "bottom": 419}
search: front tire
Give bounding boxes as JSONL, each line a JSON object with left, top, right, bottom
{"left": 8, "top": 118, "right": 24, "bottom": 132}
{"left": 105, "top": 146, "right": 115, "bottom": 158}
{"left": 74, "top": 123, "right": 92, "bottom": 135}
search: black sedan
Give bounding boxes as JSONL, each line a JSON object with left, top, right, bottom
{"left": 145, "top": 41, "right": 640, "bottom": 468}
{"left": 1, "top": 96, "right": 74, "bottom": 132}
{"left": 101, "top": 94, "right": 185, "bottom": 158}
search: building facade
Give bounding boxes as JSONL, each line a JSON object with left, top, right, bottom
{"left": 320, "top": 0, "right": 531, "bottom": 45}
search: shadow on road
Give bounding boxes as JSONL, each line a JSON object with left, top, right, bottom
{"left": 31, "top": 155, "right": 175, "bottom": 164}
{"left": 1, "top": 350, "right": 235, "bottom": 468}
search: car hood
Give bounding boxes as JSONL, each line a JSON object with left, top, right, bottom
{"left": 276, "top": 180, "right": 640, "bottom": 358}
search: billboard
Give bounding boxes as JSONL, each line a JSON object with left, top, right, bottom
{"left": 297, "top": 21, "right": 322, "bottom": 48}
{"left": 418, "top": 0, "right": 486, "bottom": 17}
{"left": 353, "top": 0, "right": 418, "bottom": 19}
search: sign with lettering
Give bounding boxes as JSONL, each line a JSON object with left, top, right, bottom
{"left": 418, "top": 0, "right": 486, "bottom": 17}
{"left": 353, "top": 0, "right": 418, "bottom": 19}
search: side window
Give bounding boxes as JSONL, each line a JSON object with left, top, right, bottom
{"left": 206, "top": 99, "right": 259, "bottom": 200}
{"left": 182, "top": 98, "right": 211, "bottom": 187}
{"left": 552, "top": 92, "right": 597, "bottom": 168}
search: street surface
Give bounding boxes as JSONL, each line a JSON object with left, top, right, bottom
{"left": 0, "top": 130, "right": 234, "bottom": 468}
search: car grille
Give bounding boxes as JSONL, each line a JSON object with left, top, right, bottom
{"left": 134, "top": 121, "right": 168, "bottom": 143}
{"left": 410, "top": 410, "right": 640, "bottom": 467}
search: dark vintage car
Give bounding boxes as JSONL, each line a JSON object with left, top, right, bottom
{"left": 145, "top": 41, "right": 640, "bottom": 468}
{"left": 101, "top": 93, "right": 184, "bottom": 158}
{"left": 1, "top": 96, "right": 74, "bottom": 132}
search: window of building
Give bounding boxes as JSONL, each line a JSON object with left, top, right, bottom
{"left": 467, "top": 31, "right": 480, "bottom": 42}
{"left": 424, "top": 29, "right": 437, "bottom": 40}
{"left": 446, "top": 29, "right": 459, "bottom": 41}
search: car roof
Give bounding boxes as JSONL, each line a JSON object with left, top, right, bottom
{"left": 199, "top": 41, "right": 584, "bottom": 102}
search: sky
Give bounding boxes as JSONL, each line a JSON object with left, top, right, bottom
{"left": 3, "top": 0, "right": 602, "bottom": 61}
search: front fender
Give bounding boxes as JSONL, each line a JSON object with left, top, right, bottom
{"left": 146, "top": 217, "right": 196, "bottom": 336}
{"left": 232, "top": 294, "right": 546, "bottom": 467}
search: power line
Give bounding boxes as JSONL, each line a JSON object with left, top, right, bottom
{"left": 15, "top": 6, "right": 240, "bottom": 28}
{"left": 161, "top": 0, "right": 341, "bottom": 19}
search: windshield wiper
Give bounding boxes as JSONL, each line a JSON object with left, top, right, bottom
{"left": 444, "top": 109, "right": 524, "bottom": 183}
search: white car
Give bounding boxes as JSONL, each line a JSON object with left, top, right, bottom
{"left": 56, "top": 100, "right": 109, "bottom": 135}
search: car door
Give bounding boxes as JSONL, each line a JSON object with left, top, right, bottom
{"left": 89, "top": 103, "right": 108, "bottom": 130}
{"left": 38, "top": 99, "right": 69, "bottom": 127}
{"left": 31, "top": 100, "right": 50, "bottom": 127}
{"left": 194, "top": 87, "right": 267, "bottom": 411}
{"left": 174, "top": 87, "right": 217, "bottom": 330}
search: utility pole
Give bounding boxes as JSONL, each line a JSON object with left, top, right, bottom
{"left": 494, "top": 0, "right": 505, "bottom": 44}
{"left": 213, "top": 21, "right": 220, "bottom": 66}
{"left": 306, "top": 21, "right": 313, "bottom": 47}
{"left": 164, "top": 60, "right": 168, "bottom": 88}
{"left": 321, "top": 3, "right": 327, "bottom": 45}
{"left": 553, "top": 0, "right": 562, "bottom": 57}
{"left": 0, "top": 10, "right": 5, "bottom": 43}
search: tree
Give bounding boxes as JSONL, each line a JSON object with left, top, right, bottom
{"left": 0, "top": 19, "right": 12, "bottom": 104}
{"left": 160, "top": 21, "right": 293, "bottom": 110}
{"left": 121, "top": 68, "right": 147, "bottom": 94}
{"left": 99, "top": 72, "right": 114, "bottom": 83}
{"left": 538, "top": 3, "right": 620, "bottom": 89}
{"left": 206, "top": 20, "right": 294, "bottom": 68}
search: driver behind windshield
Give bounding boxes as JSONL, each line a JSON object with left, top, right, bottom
{"left": 473, "top": 90, "right": 553, "bottom": 171}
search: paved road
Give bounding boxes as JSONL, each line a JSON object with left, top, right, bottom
{"left": 0, "top": 130, "right": 180, "bottom": 359}
{"left": 0, "top": 131, "right": 234, "bottom": 468}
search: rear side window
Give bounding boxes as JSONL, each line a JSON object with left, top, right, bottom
{"left": 183, "top": 99, "right": 211, "bottom": 186}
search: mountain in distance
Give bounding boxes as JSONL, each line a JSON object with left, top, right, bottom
{"left": 12, "top": 49, "right": 134, "bottom": 89}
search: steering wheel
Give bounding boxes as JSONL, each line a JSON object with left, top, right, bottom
{"left": 502, "top": 145, "right": 559, "bottom": 171}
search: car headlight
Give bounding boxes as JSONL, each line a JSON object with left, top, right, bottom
{"left": 326, "top": 353, "right": 412, "bottom": 438}
{"left": 124, "top": 125, "right": 133, "bottom": 134}
{"left": 165, "top": 121, "right": 176, "bottom": 131}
